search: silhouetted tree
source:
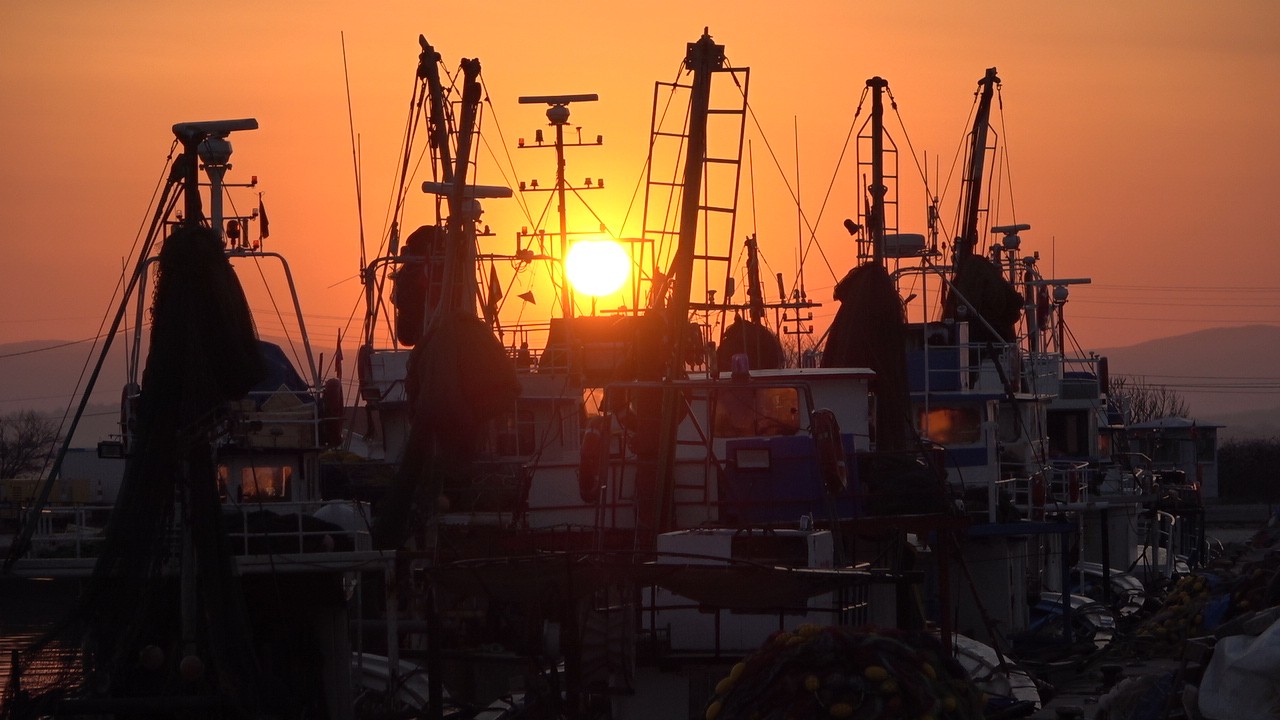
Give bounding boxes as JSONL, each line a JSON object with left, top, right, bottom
{"left": 0, "top": 409, "right": 61, "bottom": 478}
{"left": 1111, "top": 375, "right": 1191, "bottom": 424}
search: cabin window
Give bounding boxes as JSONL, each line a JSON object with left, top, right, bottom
{"left": 244, "top": 466, "right": 291, "bottom": 501}
{"left": 714, "top": 387, "right": 801, "bottom": 438}
{"left": 219, "top": 464, "right": 293, "bottom": 502}
{"left": 916, "top": 405, "right": 983, "bottom": 445}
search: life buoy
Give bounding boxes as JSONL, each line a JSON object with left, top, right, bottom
{"left": 1030, "top": 472, "right": 1047, "bottom": 520}
{"left": 356, "top": 343, "right": 375, "bottom": 400}
{"left": 811, "top": 408, "right": 847, "bottom": 495}
{"left": 392, "top": 226, "right": 438, "bottom": 347}
{"left": 120, "top": 382, "right": 140, "bottom": 447}
{"left": 320, "top": 378, "right": 344, "bottom": 447}
{"left": 1035, "top": 285, "right": 1051, "bottom": 328}
{"left": 578, "top": 416, "right": 609, "bottom": 503}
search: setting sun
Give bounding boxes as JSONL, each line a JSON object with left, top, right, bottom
{"left": 565, "top": 238, "right": 629, "bottom": 297}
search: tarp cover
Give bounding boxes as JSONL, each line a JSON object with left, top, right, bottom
{"left": 1198, "top": 615, "right": 1280, "bottom": 718}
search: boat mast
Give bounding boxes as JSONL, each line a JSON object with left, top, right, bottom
{"left": 443, "top": 58, "right": 483, "bottom": 317}
{"left": 650, "top": 30, "right": 725, "bottom": 535}
{"left": 415, "top": 56, "right": 493, "bottom": 323}
{"left": 867, "top": 76, "right": 888, "bottom": 266}
{"left": 955, "top": 67, "right": 999, "bottom": 261}
{"left": 421, "top": 37, "right": 456, "bottom": 189}
{"left": 517, "top": 93, "right": 601, "bottom": 319}
{"left": 745, "top": 234, "right": 765, "bottom": 324}
{"left": 664, "top": 29, "right": 724, "bottom": 379}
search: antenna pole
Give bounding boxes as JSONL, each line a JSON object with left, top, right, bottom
{"left": 867, "top": 77, "right": 888, "bottom": 266}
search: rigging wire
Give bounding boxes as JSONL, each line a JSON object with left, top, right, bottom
{"left": 936, "top": 90, "right": 981, "bottom": 250}
{"left": 38, "top": 146, "right": 183, "bottom": 479}
{"left": 341, "top": 33, "right": 369, "bottom": 276}
{"left": 794, "top": 85, "right": 866, "bottom": 290}
{"left": 993, "top": 85, "right": 1019, "bottom": 231}
{"left": 736, "top": 84, "right": 835, "bottom": 290}
{"left": 653, "top": 66, "right": 696, "bottom": 279}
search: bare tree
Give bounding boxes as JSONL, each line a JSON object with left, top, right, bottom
{"left": 1110, "top": 375, "right": 1191, "bottom": 424}
{"left": 0, "top": 410, "right": 62, "bottom": 478}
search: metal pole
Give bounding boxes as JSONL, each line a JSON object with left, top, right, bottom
{"left": 554, "top": 121, "right": 574, "bottom": 318}
{"left": 867, "top": 77, "right": 887, "bottom": 266}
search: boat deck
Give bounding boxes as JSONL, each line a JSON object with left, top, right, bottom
{"left": 9, "top": 549, "right": 390, "bottom": 578}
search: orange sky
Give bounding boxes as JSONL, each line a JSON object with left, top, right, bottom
{"left": 2, "top": 1, "right": 1279, "bottom": 364}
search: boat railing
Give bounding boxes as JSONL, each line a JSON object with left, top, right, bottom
{"left": 21, "top": 500, "right": 373, "bottom": 560}
{"left": 1135, "top": 509, "right": 1182, "bottom": 580}
{"left": 23, "top": 503, "right": 112, "bottom": 559}
{"left": 1094, "top": 463, "right": 1147, "bottom": 496}
{"left": 989, "top": 476, "right": 1025, "bottom": 522}
{"left": 969, "top": 343, "right": 1019, "bottom": 395}
{"left": 1048, "top": 460, "right": 1093, "bottom": 504}
{"left": 1022, "top": 351, "right": 1063, "bottom": 396}
{"left": 640, "top": 546, "right": 896, "bottom": 654}
{"left": 912, "top": 338, "right": 1056, "bottom": 397}
{"left": 225, "top": 500, "right": 374, "bottom": 555}
{"left": 1003, "top": 463, "right": 1091, "bottom": 522}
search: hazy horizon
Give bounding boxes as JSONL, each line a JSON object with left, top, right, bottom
{"left": 2, "top": 2, "right": 1279, "bottom": 357}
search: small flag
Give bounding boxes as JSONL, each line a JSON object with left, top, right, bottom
{"left": 488, "top": 265, "right": 503, "bottom": 302}
{"left": 484, "top": 265, "right": 503, "bottom": 325}
{"left": 258, "top": 196, "right": 270, "bottom": 241}
{"left": 335, "top": 331, "right": 344, "bottom": 381}
{"left": 518, "top": 291, "right": 536, "bottom": 304}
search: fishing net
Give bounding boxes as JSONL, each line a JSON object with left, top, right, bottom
{"left": 3, "top": 224, "right": 285, "bottom": 718}
{"left": 942, "top": 254, "right": 1023, "bottom": 345}
{"left": 822, "top": 263, "right": 913, "bottom": 452}
{"left": 717, "top": 316, "right": 784, "bottom": 372}
{"left": 373, "top": 311, "right": 520, "bottom": 549}
{"left": 703, "top": 625, "right": 984, "bottom": 720}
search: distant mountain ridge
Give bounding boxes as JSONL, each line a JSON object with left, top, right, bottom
{"left": 1093, "top": 324, "right": 1280, "bottom": 439}
{"left": 0, "top": 339, "right": 128, "bottom": 447}
{"left": 4, "top": 324, "right": 1279, "bottom": 446}
{"left": 0, "top": 339, "right": 127, "bottom": 414}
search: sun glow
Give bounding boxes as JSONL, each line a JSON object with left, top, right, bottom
{"left": 565, "top": 239, "right": 629, "bottom": 297}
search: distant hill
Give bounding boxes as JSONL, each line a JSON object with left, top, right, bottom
{"left": 0, "top": 339, "right": 129, "bottom": 447}
{"left": 1094, "top": 324, "right": 1280, "bottom": 440}
{"left": 0, "top": 339, "right": 128, "bottom": 412}
{"left": 6, "top": 324, "right": 1279, "bottom": 445}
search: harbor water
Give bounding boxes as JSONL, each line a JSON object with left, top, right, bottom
{"left": 1, "top": 576, "right": 80, "bottom": 700}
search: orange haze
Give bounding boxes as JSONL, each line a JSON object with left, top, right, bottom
{"left": 3, "top": 1, "right": 1278, "bottom": 365}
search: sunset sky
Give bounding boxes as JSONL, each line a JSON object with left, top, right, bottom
{"left": 2, "top": 1, "right": 1278, "bottom": 371}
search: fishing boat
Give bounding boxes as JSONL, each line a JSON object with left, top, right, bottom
{"left": 1, "top": 119, "right": 411, "bottom": 720}
{"left": 336, "top": 31, "right": 1108, "bottom": 720}
{"left": 3, "top": 30, "right": 1194, "bottom": 720}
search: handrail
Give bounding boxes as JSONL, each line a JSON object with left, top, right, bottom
{"left": 21, "top": 501, "right": 372, "bottom": 559}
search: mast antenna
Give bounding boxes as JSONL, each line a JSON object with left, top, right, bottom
{"left": 517, "top": 93, "right": 602, "bottom": 319}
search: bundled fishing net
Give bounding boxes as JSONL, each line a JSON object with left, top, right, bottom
{"left": 1134, "top": 549, "right": 1280, "bottom": 654}
{"left": 703, "top": 625, "right": 983, "bottom": 720}
{"left": 941, "top": 254, "right": 1022, "bottom": 345}
{"left": 374, "top": 310, "right": 520, "bottom": 549}
{"left": 717, "top": 316, "right": 784, "bottom": 372}
{"left": 822, "top": 263, "right": 912, "bottom": 453}
{"left": 4, "top": 224, "right": 278, "bottom": 717}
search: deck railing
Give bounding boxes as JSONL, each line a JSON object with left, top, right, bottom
{"left": 22, "top": 500, "right": 373, "bottom": 560}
